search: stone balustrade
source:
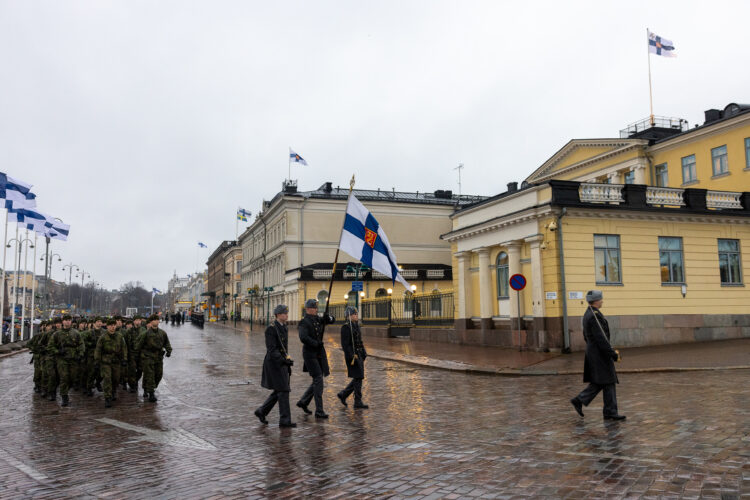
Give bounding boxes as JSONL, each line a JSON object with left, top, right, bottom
{"left": 706, "top": 190, "right": 743, "bottom": 210}
{"left": 646, "top": 187, "right": 686, "bottom": 206}
{"left": 579, "top": 183, "right": 625, "bottom": 204}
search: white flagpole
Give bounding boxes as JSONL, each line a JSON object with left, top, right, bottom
{"left": 30, "top": 233, "right": 38, "bottom": 337}
{"left": 20, "top": 229, "right": 30, "bottom": 340}
{"left": 235, "top": 207, "right": 239, "bottom": 241}
{"left": 647, "top": 28, "right": 654, "bottom": 126}
{"left": 0, "top": 210, "right": 7, "bottom": 331}
{"left": 9, "top": 224, "right": 18, "bottom": 342}
{"left": 288, "top": 147, "right": 291, "bottom": 180}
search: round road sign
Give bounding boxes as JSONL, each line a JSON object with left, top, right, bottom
{"left": 509, "top": 273, "right": 527, "bottom": 291}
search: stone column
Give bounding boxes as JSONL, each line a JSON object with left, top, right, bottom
{"left": 525, "top": 236, "right": 545, "bottom": 319}
{"left": 477, "top": 247, "right": 492, "bottom": 329}
{"left": 634, "top": 165, "right": 647, "bottom": 184}
{"left": 607, "top": 171, "right": 621, "bottom": 184}
{"left": 507, "top": 241, "right": 524, "bottom": 329}
{"left": 455, "top": 252, "right": 470, "bottom": 321}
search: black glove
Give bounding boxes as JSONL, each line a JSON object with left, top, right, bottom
{"left": 284, "top": 358, "right": 294, "bottom": 366}
{"left": 165, "top": 351, "right": 171, "bottom": 357}
{"left": 326, "top": 314, "right": 335, "bottom": 324}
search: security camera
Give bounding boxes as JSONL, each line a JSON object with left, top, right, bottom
{"left": 547, "top": 221, "right": 558, "bottom": 232}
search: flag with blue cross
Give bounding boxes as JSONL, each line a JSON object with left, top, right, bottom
{"left": 648, "top": 30, "right": 676, "bottom": 58}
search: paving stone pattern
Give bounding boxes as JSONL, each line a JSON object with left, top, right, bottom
{"left": 1, "top": 323, "right": 749, "bottom": 499}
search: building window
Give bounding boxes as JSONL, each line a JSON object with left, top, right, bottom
{"left": 594, "top": 234, "right": 621, "bottom": 284}
{"left": 496, "top": 252, "right": 509, "bottom": 298}
{"left": 236, "top": 261, "right": 242, "bottom": 273}
{"left": 316, "top": 290, "right": 329, "bottom": 306}
{"left": 711, "top": 145, "right": 728, "bottom": 176}
{"left": 718, "top": 239, "right": 742, "bottom": 285}
{"left": 745, "top": 138, "right": 750, "bottom": 169}
{"left": 623, "top": 170, "right": 635, "bottom": 184}
{"left": 659, "top": 237, "right": 685, "bottom": 283}
{"left": 655, "top": 163, "right": 668, "bottom": 187}
{"left": 681, "top": 155, "right": 697, "bottom": 183}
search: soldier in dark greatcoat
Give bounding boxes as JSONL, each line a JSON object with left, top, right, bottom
{"left": 254, "top": 304, "right": 296, "bottom": 428}
{"left": 570, "top": 290, "right": 626, "bottom": 421}
{"left": 296, "top": 298, "right": 335, "bottom": 419}
{"left": 337, "top": 306, "right": 369, "bottom": 409}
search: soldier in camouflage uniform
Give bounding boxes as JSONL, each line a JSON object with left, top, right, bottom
{"left": 48, "top": 314, "right": 84, "bottom": 407}
{"left": 136, "top": 315, "right": 171, "bottom": 402}
{"left": 80, "top": 318, "right": 104, "bottom": 396}
{"left": 42, "top": 318, "right": 61, "bottom": 401}
{"left": 94, "top": 318, "right": 128, "bottom": 408}
{"left": 125, "top": 316, "right": 145, "bottom": 393}
{"left": 27, "top": 321, "right": 46, "bottom": 393}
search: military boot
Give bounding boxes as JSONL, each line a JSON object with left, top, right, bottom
{"left": 61, "top": 395, "right": 69, "bottom": 407}
{"left": 104, "top": 398, "right": 112, "bottom": 408}
{"left": 96, "top": 382, "right": 103, "bottom": 392}
{"left": 112, "top": 388, "right": 117, "bottom": 401}
{"left": 47, "top": 392, "right": 56, "bottom": 402}
{"left": 143, "top": 390, "right": 148, "bottom": 398}
{"left": 148, "top": 392, "right": 157, "bottom": 402}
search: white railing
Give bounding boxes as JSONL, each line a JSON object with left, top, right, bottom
{"left": 372, "top": 271, "right": 389, "bottom": 279}
{"left": 646, "top": 187, "right": 685, "bottom": 206}
{"left": 313, "top": 270, "right": 332, "bottom": 279}
{"left": 579, "top": 183, "right": 624, "bottom": 204}
{"left": 426, "top": 269, "right": 445, "bottom": 278}
{"left": 400, "top": 269, "right": 418, "bottom": 279}
{"left": 706, "top": 190, "right": 743, "bottom": 210}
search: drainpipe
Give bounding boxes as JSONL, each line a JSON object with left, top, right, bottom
{"left": 556, "top": 208, "right": 571, "bottom": 353}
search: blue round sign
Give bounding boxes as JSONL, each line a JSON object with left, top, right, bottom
{"left": 509, "top": 273, "right": 527, "bottom": 291}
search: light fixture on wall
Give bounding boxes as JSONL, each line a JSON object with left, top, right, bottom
{"left": 681, "top": 284, "right": 687, "bottom": 298}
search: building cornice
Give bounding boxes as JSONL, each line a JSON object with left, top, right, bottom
{"left": 563, "top": 206, "right": 750, "bottom": 225}
{"left": 442, "top": 204, "right": 554, "bottom": 242}
{"left": 648, "top": 112, "right": 750, "bottom": 153}
{"left": 531, "top": 141, "right": 647, "bottom": 184}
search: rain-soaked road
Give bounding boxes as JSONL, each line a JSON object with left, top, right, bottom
{"left": 1, "top": 322, "right": 749, "bottom": 499}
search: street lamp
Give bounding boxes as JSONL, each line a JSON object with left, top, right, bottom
{"left": 387, "top": 287, "right": 393, "bottom": 325}
{"left": 75, "top": 270, "right": 91, "bottom": 312}
{"left": 61, "top": 263, "right": 79, "bottom": 308}
{"left": 40, "top": 252, "right": 62, "bottom": 315}
{"left": 345, "top": 263, "right": 369, "bottom": 310}
{"left": 6, "top": 237, "right": 34, "bottom": 342}
{"left": 248, "top": 288, "right": 257, "bottom": 331}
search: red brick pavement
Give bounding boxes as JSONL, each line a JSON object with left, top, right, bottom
{"left": 0, "top": 322, "right": 749, "bottom": 498}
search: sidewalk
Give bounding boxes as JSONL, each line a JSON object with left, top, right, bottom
{"left": 211, "top": 321, "right": 750, "bottom": 376}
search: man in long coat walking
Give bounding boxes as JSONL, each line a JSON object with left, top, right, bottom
{"left": 570, "top": 290, "right": 626, "bottom": 421}
{"left": 296, "top": 298, "right": 334, "bottom": 419}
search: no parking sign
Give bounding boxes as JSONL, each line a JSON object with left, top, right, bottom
{"left": 509, "top": 274, "right": 526, "bottom": 291}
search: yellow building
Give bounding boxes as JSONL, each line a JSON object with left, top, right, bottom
{"left": 239, "top": 181, "right": 484, "bottom": 323}
{"left": 443, "top": 103, "right": 750, "bottom": 351}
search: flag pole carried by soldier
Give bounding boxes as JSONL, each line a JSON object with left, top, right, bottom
{"left": 255, "top": 304, "right": 296, "bottom": 428}
{"left": 135, "top": 314, "right": 172, "bottom": 403}
{"left": 94, "top": 318, "right": 128, "bottom": 408}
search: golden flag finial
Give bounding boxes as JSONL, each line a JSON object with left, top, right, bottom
{"left": 349, "top": 175, "right": 356, "bottom": 191}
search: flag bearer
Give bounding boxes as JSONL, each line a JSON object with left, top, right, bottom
{"left": 337, "top": 306, "right": 369, "bottom": 409}
{"left": 95, "top": 319, "right": 128, "bottom": 408}
{"left": 296, "top": 299, "right": 335, "bottom": 419}
{"left": 254, "top": 304, "right": 296, "bottom": 428}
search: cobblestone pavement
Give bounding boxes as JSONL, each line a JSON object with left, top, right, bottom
{"left": 1, "top": 323, "right": 749, "bottom": 499}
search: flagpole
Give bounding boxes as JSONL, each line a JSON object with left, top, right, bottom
{"left": 0, "top": 210, "right": 7, "bottom": 331}
{"left": 647, "top": 27, "right": 655, "bottom": 126}
{"left": 323, "top": 175, "right": 355, "bottom": 319}
{"left": 10, "top": 224, "right": 18, "bottom": 342}
{"left": 235, "top": 207, "right": 239, "bottom": 241}
{"left": 29, "top": 233, "right": 37, "bottom": 337}
{"left": 20, "top": 229, "right": 30, "bottom": 340}
{"left": 288, "top": 147, "right": 291, "bottom": 181}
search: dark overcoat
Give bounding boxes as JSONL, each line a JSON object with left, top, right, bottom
{"left": 582, "top": 306, "right": 619, "bottom": 385}
{"left": 341, "top": 320, "right": 367, "bottom": 379}
{"left": 298, "top": 314, "right": 332, "bottom": 378}
{"left": 261, "top": 321, "right": 291, "bottom": 392}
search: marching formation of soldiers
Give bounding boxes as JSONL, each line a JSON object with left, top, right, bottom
{"left": 254, "top": 298, "right": 369, "bottom": 428}
{"left": 27, "top": 314, "right": 172, "bottom": 408}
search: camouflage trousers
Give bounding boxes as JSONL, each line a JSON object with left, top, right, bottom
{"left": 33, "top": 356, "right": 43, "bottom": 390}
{"left": 141, "top": 355, "right": 164, "bottom": 393}
{"left": 43, "top": 355, "right": 58, "bottom": 395}
{"left": 127, "top": 356, "right": 141, "bottom": 390}
{"left": 100, "top": 363, "right": 122, "bottom": 400}
{"left": 81, "top": 355, "right": 100, "bottom": 391}
{"left": 56, "top": 358, "right": 80, "bottom": 396}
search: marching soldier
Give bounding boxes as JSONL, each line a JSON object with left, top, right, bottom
{"left": 126, "top": 316, "right": 145, "bottom": 393}
{"left": 94, "top": 318, "right": 128, "bottom": 408}
{"left": 28, "top": 321, "right": 46, "bottom": 393}
{"left": 81, "top": 318, "right": 104, "bottom": 396}
{"left": 48, "top": 314, "right": 84, "bottom": 407}
{"left": 337, "top": 306, "right": 369, "bottom": 409}
{"left": 136, "top": 315, "right": 172, "bottom": 402}
{"left": 570, "top": 290, "right": 626, "bottom": 421}
{"left": 41, "top": 320, "right": 59, "bottom": 400}
{"left": 254, "top": 304, "right": 296, "bottom": 428}
{"left": 296, "top": 298, "right": 335, "bottom": 419}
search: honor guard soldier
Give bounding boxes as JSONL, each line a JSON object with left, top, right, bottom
{"left": 570, "top": 290, "right": 626, "bottom": 421}
{"left": 48, "top": 314, "right": 84, "bottom": 406}
{"left": 136, "top": 315, "right": 172, "bottom": 402}
{"left": 296, "top": 298, "right": 335, "bottom": 419}
{"left": 337, "top": 306, "right": 369, "bottom": 409}
{"left": 255, "top": 304, "right": 296, "bottom": 428}
{"left": 95, "top": 318, "right": 128, "bottom": 408}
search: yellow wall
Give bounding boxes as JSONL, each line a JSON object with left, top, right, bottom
{"left": 553, "top": 149, "right": 644, "bottom": 181}
{"left": 651, "top": 121, "right": 750, "bottom": 191}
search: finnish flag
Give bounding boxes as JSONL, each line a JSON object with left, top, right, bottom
{"left": 338, "top": 194, "right": 411, "bottom": 289}
{"left": 648, "top": 30, "right": 676, "bottom": 58}
{"left": 289, "top": 148, "right": 308, "bottom": 166}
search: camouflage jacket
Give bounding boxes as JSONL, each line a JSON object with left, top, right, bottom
{"left": 94, "top": 332, "right": 128, "bottom": 364}
{"left": 135, "top": 327, "right": 172, "bottom": 359}
{"left": 48, "top": 328, "right": 84, "bottom": 360}
{"left": 80, "top": 328, "right": 105, "bottom": 357}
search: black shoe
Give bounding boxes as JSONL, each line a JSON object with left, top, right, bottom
{"left": 353, "top": 402, "right": 369, "bottom": 409}
{"left": 143, "top": 391, "right": 148, "bottom": 398}
{"left": 254, "top": 409, "right": 268, "bottom": 425}
{"left": 604, "top": 414, "right": 626, "bottom": 421}
{"left": 296, "top": 401, "right": 312, "bottom": 415}
{"left": 337, "top": 392, "right": 348, "bottom": 407}
{"left": 61, "top": 395, "right": 69, "bottom": 407}
{"left": 40, "top": 391, "right": 47, "bottom": 398}
{"left": 279, "top": 422, "right": 297, "bottom": 428}
{"left": 105, "top": 398, "right": 112, "bottom": 408}
{"left": 570, "top": 398, "right": 584, "bottom": 417}
{"left": 314, "top": 412, "right": 329, "bottom": 419}
{"left": 34, "top": 386, "right": 40, "bottom": 393}
{"left": 148, "top": 393, "right": 157, "bottom": 403}
{"left": 112, "top": 392, "right": 117, "bottom": 401}
{"left": 96, "top": 383, "right": 103, "bottom": 392}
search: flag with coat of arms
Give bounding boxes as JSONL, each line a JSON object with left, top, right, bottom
{"left": 338, "top": 194, "right": 411, "bottom": 290}
{"left": 648, "top": 30, "right": 676, "bottom": 57}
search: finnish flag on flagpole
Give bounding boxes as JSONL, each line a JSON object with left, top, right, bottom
{"left": 338, "top": 194, "right": 411, "bottom": 290}
{"left": 289, "top": 148, "right": 308, "bottom": 166}
{"left": 648, "top": 30, "right": 676, "bottom": 57}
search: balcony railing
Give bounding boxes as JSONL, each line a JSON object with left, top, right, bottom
{"left": 579, "top": 183, "right": 625, "bottom": 204}
{"left": 646, "top": 187, "right": 686, "bottom": 206}
{"left": 706, "top": 190, "right": 743, "bottom": 210}
{"left": 312, "top": 270, "right": 332, "bottom": 279}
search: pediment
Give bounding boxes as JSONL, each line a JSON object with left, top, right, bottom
{"left": 525, "top": 139, "right": 645, "bottom": 184}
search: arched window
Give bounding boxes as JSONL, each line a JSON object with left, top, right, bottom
{"left": 496, "top": 251, "right": 509, "bottom": 298}
{"left": 316, "top": 290, "right": 329, "bottom": 307}
{"left": 374, "top": 288, "right": 388, "bottom": 318}
{"left": 375, "top": 288, "right": 387, "bottom": 297}
{"left": 346, "top": 290, "right": 357, "bottom": 306}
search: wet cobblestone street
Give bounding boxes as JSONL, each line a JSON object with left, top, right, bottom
{"left": 1, "top": 322, "right": 749, "bottom": 499}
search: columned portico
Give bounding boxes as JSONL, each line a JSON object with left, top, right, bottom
{"left": 455, "top": 252, "right": 471, "bottom": 321}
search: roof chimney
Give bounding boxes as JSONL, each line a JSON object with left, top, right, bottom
{"left": 507, "top": 182, "right": 518, "bottom": 193}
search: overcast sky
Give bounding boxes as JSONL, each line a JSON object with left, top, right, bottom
{"left": 2, "top": 1, "right": 748, "bottom": 291}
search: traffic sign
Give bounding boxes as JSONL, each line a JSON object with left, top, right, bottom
{"left": 351, "top": 281, "right": 364, "bottom": 291}
{"left": 509, "top": 274, "right": 526, "bottom": 291}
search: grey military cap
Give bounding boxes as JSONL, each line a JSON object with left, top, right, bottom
{"left": 345, "top": 306, "right": 358, "bottom": 318}
{"left": 273, "top": 304, "right": 289, "bottom": 315}
{"left": 304, "top": 298, "right": 319, "bottom": 309}
{"left": 586, "top": 290, "right": 603, "bottom": 303}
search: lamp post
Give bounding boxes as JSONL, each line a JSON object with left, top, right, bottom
{"left": 248, "top": 288, "right": 256, "bottom": 331}
{"left": 7, "top": 235, "right": 34, "bottom": 342}
{"left": 75, "top": 270, "right": 91, "bottom": 312}
{"left": 263, "top": 286, "right": 273, "bottom": 326}
{"left": 40, "top": 252, "right": 62, "bottom": 316}
{"left": 345, "top": 263, "right": 369, "bottom": 310}
{"left": 387, "top": 287, "right": 393, "bottom": 326}
{"left": 233, "top": 293, "right": 239, "bottom": 327}
{"left": 61, "top": 263, "right": 79, "bottom": 309}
